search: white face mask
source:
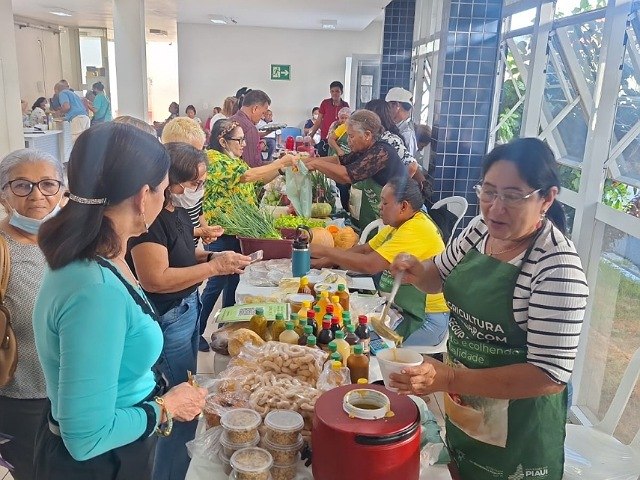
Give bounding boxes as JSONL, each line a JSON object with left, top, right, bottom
{"left": 170, "top": 185, "right": 204, "bottom": 209}
{"left": 312, "top": 114, "right": 319, "bottom": 120}
{"left": 9, "top": 203, "right": 61, "bottom": 235}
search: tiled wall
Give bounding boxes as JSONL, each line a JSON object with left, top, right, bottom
{"left": 381, "top": 0, "right": 416, "bottom": 95}
{"left": 431, "top": 0, "right": 502, "bottom": 224}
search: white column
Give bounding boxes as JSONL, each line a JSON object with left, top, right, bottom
{"left": 113, "top": 0, "right": 148, "bottom": 120}
{"left": 0, "top": 0, "right": 24, "bottom": 157}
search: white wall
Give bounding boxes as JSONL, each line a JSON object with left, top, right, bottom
{"left": 148, "top": 41, "right": 179, "bottom": 122}
{"left": 177, "top": 22, "right": 383, "bottom": 127}
{"left": 14, "top": 24, "right": 62, "bottom": 106}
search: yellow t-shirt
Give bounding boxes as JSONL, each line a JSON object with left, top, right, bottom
{"left": 368, "top": 212, "right": 448, "bottom": 313}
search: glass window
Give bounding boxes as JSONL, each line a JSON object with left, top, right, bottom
{"left": 555, "top": 0, "right": 607, "bottom": 19}
{"left": 577, "top": 225, "right": 640, "bottom": 443}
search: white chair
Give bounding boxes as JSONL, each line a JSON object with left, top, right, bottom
{"left": 431, "top": 195, "right": 469, "bottom": 234}
{"left": 564, "top": 347, "right": 640, "bottom": 480}
{"left": 358, "top": 218, "right": 385, "bottom": 245}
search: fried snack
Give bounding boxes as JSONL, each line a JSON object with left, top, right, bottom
{"left": 228, "top": 328, "right": 266, "bottom": 356}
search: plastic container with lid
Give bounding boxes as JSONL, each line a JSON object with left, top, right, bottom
{"left": 270, "top": 461, "right": 298, "bottom": 480}
{"left": 264, "top": 410, "right": 304, "bottom": 446}
{"left": 220, "top": 429, "right": 261, "bottom": 457}
{"left": 219, "top": 450, "right": 233, "bottom": 475}
{"left": 230, "top": 447, "right": 273, "bottom": 480}
{"left": 261, "top": 435, "right": 304, "bottom": 466}
{"left": 220, "top": 408, "right": 262, "bottom": 444}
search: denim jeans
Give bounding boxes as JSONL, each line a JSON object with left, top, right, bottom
{"left": 400, "top": 311, "right": 449, "bottom": 347}
{"left": 199, "top": 235, "right": 241, "bottom": 333}
{"left": 153, "top": 291, "right": 200, "bottom": 480}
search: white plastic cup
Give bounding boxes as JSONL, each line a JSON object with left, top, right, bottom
{"left": 375, "top": 348, "right": 424, "bottom": 392}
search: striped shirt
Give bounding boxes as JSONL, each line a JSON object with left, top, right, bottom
{"left": 185, "top": 198, "right": 203, "bottom": 247}
{"left": 434, "top": 215, "right": 588, "bottom": 384}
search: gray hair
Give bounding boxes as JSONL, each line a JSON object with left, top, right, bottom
{"left": 0, "top": 149, "right": 65, "bottom": 192}
{"left": 347, "top": 109, "right": 383, "bottom": 140}
{"left": 338, "top": 107, "right": 352, "bottom": 117}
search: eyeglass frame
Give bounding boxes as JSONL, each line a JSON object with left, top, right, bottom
{"left": 474, "top": 184, "right": 542, "bottom": 207}
{"left": 180, "top": 180, "right": 205, "bottom": 192}
{"left": 228, "top": 137, "right": 246, "bottom": 144}
{"left": 3, "top": 179, "right": 63, "bottom": 197}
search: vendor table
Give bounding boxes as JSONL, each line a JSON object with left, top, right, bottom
{"left": 185, "top": 417, "right": 453, "bottom": 480}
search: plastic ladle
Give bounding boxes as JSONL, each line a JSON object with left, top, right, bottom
{"left": 380, "top": 271, "right": 404, "bottom": 328}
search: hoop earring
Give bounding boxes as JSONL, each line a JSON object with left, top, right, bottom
{"left": 540, "top": 210, "right": 547, "bottom": 222}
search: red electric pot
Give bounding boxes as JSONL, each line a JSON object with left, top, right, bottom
{"left": 312, "top": 384, "right": 421, "bottom": 480}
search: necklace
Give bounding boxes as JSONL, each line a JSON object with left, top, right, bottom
{"left": 487, "top": 231, "right": 537, "bottom": 257}
{"left": 112, "top": 256, "right": 141, "bottom": 287}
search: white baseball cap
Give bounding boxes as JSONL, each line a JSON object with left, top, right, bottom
{"left": 385, "top": 87, "right": 413, "bottom": 104}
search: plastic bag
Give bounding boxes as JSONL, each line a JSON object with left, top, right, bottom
{"left": 186, "top": 425, "right": 223, "bottom": 462}
{"left": 235, "top": 341, "right": 328, "bottom": 387}
{"left": 349, "top": 292, "right": 386, "bottom": 318}
{"left": 317, "top": 361, "right": 351, "bottom": 392}
{"left": 285, "top": 160, "right": 312, "bottom": 218}
{"left": 209, "top": 323, "right": 251, "bottom": 356}
{"left": 202, "top": 391, "right": 250, "bottom": 428}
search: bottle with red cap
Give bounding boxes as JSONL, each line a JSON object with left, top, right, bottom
{"left": 330, "top": 316, "right": 341, "bottom": 337}
{"left": 317, "top": 318, "right": 334, "bottom": 351}
{"left": 355, "top": 315, "right": 370, "bottom": 354}
{"left": 306, "top": 310, "right": 318, "bottom": 336}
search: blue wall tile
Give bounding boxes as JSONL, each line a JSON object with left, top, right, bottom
{"left": 381, "top": 0, "right": 416, "bottom": 95}
{"left": 430, "top": 0, "right": 503, "bottom": 228}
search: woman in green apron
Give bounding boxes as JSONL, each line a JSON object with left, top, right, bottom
{"left": 304, "top": 109, "right": 406, "bottom": 230}
{"left": 389, "top": 138, "right": 589, "bottom": 480}
{"left": 310, "top": 177, "right": 449, "bottom": 345}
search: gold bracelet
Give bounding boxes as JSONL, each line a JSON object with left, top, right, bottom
{"left": 154, "top": 396, "right": 173, "bottom": 437}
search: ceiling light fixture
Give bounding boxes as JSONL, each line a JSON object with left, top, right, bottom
{"left": 210, "top": 15, "right": 236, "bottom": 25}
{"left": 49, "top": 8, "right": 73, "bottom": 17}
{"left": 321, "top": 19, "right": 337, "bottom": 30}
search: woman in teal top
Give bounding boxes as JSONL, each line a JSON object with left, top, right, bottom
{"left": 89, "top": 81, "right": 112, "bottom": 125}
{"left": 32, "top": 123, "right": 206, "bottom": 480}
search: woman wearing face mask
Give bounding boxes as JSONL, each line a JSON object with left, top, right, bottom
{"left": 128, "top": 142, "right": 251, "bottom": 480}
{"left": 199, "top": 119, "right": 298, "bottom": 330}
{"left": 0, "top": 149, "right": 64, "bottom": 480}
{"left": 304, "top": 107, "right": 321, "bottom": 143}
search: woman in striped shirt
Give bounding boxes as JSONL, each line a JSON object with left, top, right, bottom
{"left": 390, "top": 138, "right": 588, "bottom": 480}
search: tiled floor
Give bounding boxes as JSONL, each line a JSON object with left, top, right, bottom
{"left": 0, "top": 466, "right": 14, "bottom": 479}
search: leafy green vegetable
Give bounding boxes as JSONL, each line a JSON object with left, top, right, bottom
{"left": 216, "top": 195, "right": 282, "bottom": 239}
{"left": 273, "top": 215, "right": 325, "bottom": 229}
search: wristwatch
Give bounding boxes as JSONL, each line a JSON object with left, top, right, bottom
{"left": 278, "top": 168, "right": 285, "bottom": 176}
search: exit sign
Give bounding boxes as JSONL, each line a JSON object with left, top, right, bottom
{"left": 271, "top": 64, "right": 291, "bottom": 81}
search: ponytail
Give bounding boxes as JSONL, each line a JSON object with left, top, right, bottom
{"left": 39, "top": 123, "right": 170, "bottom": 270}
{"left": 545, "top": 200, "right": 566, "bottom": 235}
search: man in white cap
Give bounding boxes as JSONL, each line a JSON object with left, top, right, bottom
{"left": 385, "top": 87, "right": 418, "bottom": 156}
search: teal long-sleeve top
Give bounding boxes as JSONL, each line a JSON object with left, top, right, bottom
{"left": 33, "top": 259, "right": 163, "bottom": 461}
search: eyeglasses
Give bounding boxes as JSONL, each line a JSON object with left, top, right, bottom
{"left": 4, "top": 179, "right": 62, "bottom": 197}
{"left": 474, "top": 184, "right": 541, "bottom": 207}
{"left": 229, "top": 137, "right": 246, "bottom": 144}
{"left": 181, "top": 180, "right": 204, "bottom": 193}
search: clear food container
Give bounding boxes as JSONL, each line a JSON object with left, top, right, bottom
{"left": 264, "top": 410, "right": 304, "bottom": 446}
{"left": 230, "top": 447, "right": 273, "bottom": 480}
{"left": 220, "top": 429, "right": 261, "bottom": 457}
{"left": 219, "top": 450, "right": 233, "bottom": 476}
{"left": 270, "top": 461, "right": 299, "bottom": 480}
{"left": 261, "top": 435, "right": 303, "bottom": 466}
{"left": 220, "top": 408, "right": 262, "bottom": 444}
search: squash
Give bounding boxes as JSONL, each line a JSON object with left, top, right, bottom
{"left": 311, "top": 202, "right": 332, "bottom": 218}
{"left": 310, "top": 227, "right": 334, "bottom": 247}
{"left": 326, "top": 225, "right": 340, "bottom": 235}
{"left": 334, "top": 226, "right": 359, "bottom": 249}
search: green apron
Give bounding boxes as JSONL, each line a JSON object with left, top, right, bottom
{"left": 443, "top": 247, "right": 567, "bottom": 480}
{"left": 352, "top": 178, "right": 382, "bottom": 233}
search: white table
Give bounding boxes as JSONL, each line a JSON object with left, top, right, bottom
{"left": 235, "top": 263, "right": 377, "bottom": 304}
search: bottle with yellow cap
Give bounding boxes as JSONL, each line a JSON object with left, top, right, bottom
{"left": 330, "top": 295, "right": 343, "bottom": 324}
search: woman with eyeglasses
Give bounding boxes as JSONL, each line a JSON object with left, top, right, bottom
{"left": 389, "top": 138, "right": 588, "bottom": 479}
{"left": 127, "top": 142, "right": 251, "bottom": 480}
{"left": 0, "top": 150, "right": 64, "bottom": 480}
{"left": 198, "top": 119, "right": 298, "bottom": 334}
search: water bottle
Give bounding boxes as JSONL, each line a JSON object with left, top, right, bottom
{"left": 292, "top": 226, "right": 311, "bottom": 278}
